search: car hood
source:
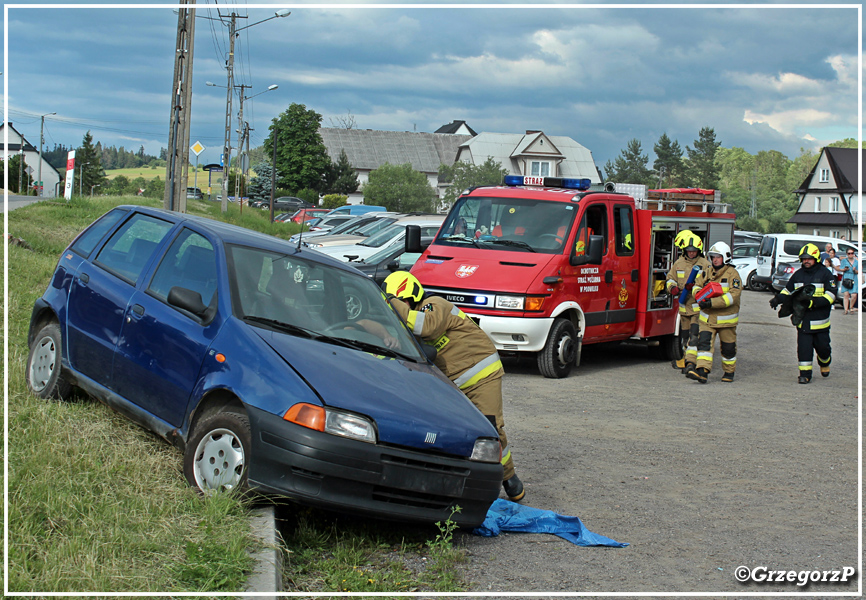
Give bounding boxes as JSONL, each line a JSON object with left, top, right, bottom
{"left": 414, "top": 248, "right": 560, "bottom": 293}
{"left": 254, "top": 328, "right": 498, "bottom": 457}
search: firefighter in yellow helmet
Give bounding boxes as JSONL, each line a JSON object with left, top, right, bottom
{"left": 665, "top": 231, "right": 710, "bottom": 373}
{"left": 686, "top": 241, "right": 742, "bottom": 384}
{"left": 382, "top": 271, "right": 525, "bottom": 502}
{"left": 769, "top": 243, "right": 837, "bottom": 384}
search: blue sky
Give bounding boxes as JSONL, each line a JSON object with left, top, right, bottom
{"left": 4, "top": 1, "right": 862, "bottom": 173}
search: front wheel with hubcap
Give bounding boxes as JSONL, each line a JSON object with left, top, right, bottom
{"left": 184, "top": 410, "right": 251, "bottom": 495}
{"left": 25, "top": 322, "right": 73, "bottom": 400}
{"left": 747, "top": 270, "right": 767, "bottom": 292}
{"left": 537, "top": 318, "right": 577, "bottom": 379}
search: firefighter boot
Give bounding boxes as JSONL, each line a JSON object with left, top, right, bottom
{"left": 798, "top": 375, "right": 811, "bottom": 384}
{"left": 682, "top": 361, "right": 695, "bottom": 376}
{"left": 503, "top": 474, "right": 525, "bottom": 502}
{"left": 721, "top": 371, "right": 735, "bottom": 383}
{"left": 673, "top": 358, "right": 685, "bottom": 370}
{"left": 686, "top": 366, "right": 708, "bottom": 384}
{"left": 820, "top": 365, "right": 830, "bottom": 378}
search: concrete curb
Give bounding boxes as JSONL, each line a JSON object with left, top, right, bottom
{"left": 244, "top": 505, "right": 282, "bottom": 598}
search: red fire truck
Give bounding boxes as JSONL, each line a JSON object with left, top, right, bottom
{"left": 406, "top": 176, "right": 735, "bottom": 378}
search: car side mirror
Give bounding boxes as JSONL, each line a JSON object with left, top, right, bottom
{"left": 168, "top": 286, "right": 208, "bottom": 318}
{"left": 386, "top": 258, "right": 400, "bottom": 272}
{"left": 405, "top": 225, "right": 422, "bottom": 253}
{"left": 570, "top": 234, "right": 604, "bottom": 266}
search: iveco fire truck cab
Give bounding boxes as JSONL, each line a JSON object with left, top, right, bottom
{"left": 406, "top": 176, "right": 735, "bottom": 378}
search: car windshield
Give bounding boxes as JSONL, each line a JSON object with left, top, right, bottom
{"left": 328, "top": 217, "right": 370, "bottom": 235}
{"left": 360, "top": 223, "right": 404, "bottom": 248}
{"left": 226, "top": 245, "right": 425, "bottom": 361}
{"left": 434, "top": 196, "right": 577, "bottom": 254}
{"left": 354, "top": 218, "right": 397, "bottom": 237}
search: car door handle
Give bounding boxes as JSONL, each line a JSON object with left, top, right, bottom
{"left": 127, "top": 304, "right": 145, "bottom": 323}
{"left": 79, "top": 272, "right": 89, "bottom": 284}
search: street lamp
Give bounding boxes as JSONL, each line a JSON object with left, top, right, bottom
{"left": 91, "top": 184, "right": 100, "bottom": 198}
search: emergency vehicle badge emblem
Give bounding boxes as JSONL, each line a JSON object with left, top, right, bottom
{"left": 456, "top": 264, "right": 478, "bottom": 278}
{"left": 618, "top": 279, "right": 629, "bottom": 307}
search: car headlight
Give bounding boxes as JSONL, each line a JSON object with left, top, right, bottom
{"left": 284, "top": 403, "right": 377, "bottom": 443}
{"left": 494, "top": 294, "right": 545, "bottom": 311}
{"left": 470, "top": 438, "right": 501, "bottom": 463}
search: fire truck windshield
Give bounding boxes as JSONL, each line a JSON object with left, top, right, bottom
{"left": 436, "top": 196, "right": 578, "bottom": 254}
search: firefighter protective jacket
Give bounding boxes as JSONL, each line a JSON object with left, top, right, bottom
{"left": 693, "top": 263, "right": 742, "bottom": 328}
{"left": 390, "top": 295, "right": 504, "bottom": 390}
{"left": 780, "top": 264, "right": 837, "bottom": 333}
{"left": 666, "top": 254, "right": 711, "bottom": 316}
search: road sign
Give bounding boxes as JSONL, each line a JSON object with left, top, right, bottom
{"left": 191, "top": 141, "right": 205, "bottom": 156}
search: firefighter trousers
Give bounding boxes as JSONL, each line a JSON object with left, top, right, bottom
{"left": 463, "top": 372, "right": 514, "bottom": 481}
{"left": 695, "top": 324, "right": 737, "bottom": 374}
{"left": 796, "top": 328, "right": 831, "bottom": 379}
{"left": 680, "top": 313, "right": 700, "bottom": 365}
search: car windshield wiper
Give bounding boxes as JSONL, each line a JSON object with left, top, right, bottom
{"left": 442, "top": 235, "right": 483, "bottom": 248}
{"left": 319, "top": 335, "right": 418, "bottom": 361}
{"left": 488, "top": 239, "right": 536, "bottom": 252}
{"left": 242, "top": 316, "right": 319, "bottom": 339}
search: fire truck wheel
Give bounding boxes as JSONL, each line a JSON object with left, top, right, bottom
{"left": 648, "top": 334, "right": 680, "bottom": 361}
{"left": 537, "top": 318, "right": 576, "bottom": 379}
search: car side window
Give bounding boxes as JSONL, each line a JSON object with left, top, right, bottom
{"left": 573, "top": 204, "right": 607, "bottom": 257}
{"left": 70, "top": 209, "right": 128, "bottom": 257}
{"left": 398, "top": 251, "right": 422, "bottom": 270}
{"left": 148, "top": 229, "right": 217, "bottom": 309}
{"left": 613, "top": 204, "right": 634, "bottom": 256}
{"left": 94, "top": 213, "right": 173, "bottom": 284}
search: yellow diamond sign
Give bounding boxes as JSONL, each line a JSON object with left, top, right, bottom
{"left": 191, "top": 141, "right": 205, "bottom": 156}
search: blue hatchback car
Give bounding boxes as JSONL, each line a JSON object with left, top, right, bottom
{"left": 25, "top": 206, "right": 502, "bottom": 526}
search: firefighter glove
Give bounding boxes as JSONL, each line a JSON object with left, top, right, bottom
{"left": 684, "top": 282, "right": 695, "bottom": 291}
{"left": 698, "top": 299, "right": 712, "bottom": 309}
{"left": 769, "top": 296, "right": 781, "bottom": 309}
{"left": 669, "top": 286, "right": 680, "bottom": 297}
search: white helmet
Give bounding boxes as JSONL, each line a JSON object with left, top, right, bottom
{"left": 707, "top": 241, "right": 732, "bottom": 265}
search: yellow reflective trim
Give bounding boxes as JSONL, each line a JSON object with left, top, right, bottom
{"left": 722, "top": 292, "right": 733, "bottom": 307}
{"left": 716, "top": 312, "right": 739, "bottom": 324}
{"left": 455, "top": 354, "right": 503, "bottom": 389}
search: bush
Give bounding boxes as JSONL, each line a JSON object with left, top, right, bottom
{"left": 321, "top": 194, "right": 347, "bottom": 209}
{"left": 297, "top": 188, "right": 319, "bottom": 205}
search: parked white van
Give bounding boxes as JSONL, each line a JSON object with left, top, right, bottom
{"left": 755, "top": 233, "right": 858, "bottom": 286}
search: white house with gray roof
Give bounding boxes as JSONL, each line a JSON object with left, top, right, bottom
{"left": 455, "top": 130, "right": 601, "bottom": 183}
{"left": 318, "top": 128, "right": 471, "bottom": 203}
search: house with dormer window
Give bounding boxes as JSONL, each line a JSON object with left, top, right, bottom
{"left": 453, "top": 130, "right": 601, "bottom": 183}
{"left": 789, "top": 147, "right": 862, "bottom": 240}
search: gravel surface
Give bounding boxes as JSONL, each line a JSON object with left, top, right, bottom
{"left": 455, "top": 289, "right": 861, "bottom": 595}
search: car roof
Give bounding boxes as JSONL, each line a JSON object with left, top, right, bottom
{"left": 116, "top": 205, "right": 361, "bottom": 273}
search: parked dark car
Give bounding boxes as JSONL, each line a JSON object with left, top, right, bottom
{"left": 350, "top": 236, "right": 433, "bottom": 285}
{"left": 186, "top": 187, "right": 204, "bottom": 200}
{"left": 25, "top": 206, "right": 502, "bottom": 526}
{"left": 273, "top": 196, "right": 314, "bottom": 212}
{"left": 771, "top": 261, "right": 798, "bottom": 292}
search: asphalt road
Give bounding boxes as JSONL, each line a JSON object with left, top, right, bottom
{"left": 455, "top": 289, "right": 861, "bottom": 595}
{"left": 2, "top": 194, "right": 48, "bottom": 212}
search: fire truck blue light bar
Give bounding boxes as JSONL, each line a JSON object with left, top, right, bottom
{"left": 503, "top": 176, "right": 591, "bottom": 190}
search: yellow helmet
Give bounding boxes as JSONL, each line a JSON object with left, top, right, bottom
{"left": 799, "top": 243, "right": 821, "bottom": 262}
{"left": 383, "top": 271, "right": 425, "bottom": 303}
{"left": 683, "top": 232, "right": 703, "bottom": 253}
{"left": 674, "top": 230, "right": 691, "bottom": 249}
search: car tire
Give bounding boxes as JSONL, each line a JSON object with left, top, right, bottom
{"left": 537, "top": 318, "right": 576, "bottom": 379}
{"left": 25, "top": 322, "right": 73, "bottom": 400}
{"left": 747, "top": 270, "right": 767, "bottom": 292}
{"left": 184, "top": 409, "right": 251, "bottom": 495}
{"left": 648, "top": 333, "right": 680, "bottom": 361}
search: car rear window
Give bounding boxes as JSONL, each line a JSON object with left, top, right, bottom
{"left": 71, "top": 209, "right": 128, "bottom": 257}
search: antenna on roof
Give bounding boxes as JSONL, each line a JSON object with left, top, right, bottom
{"left": 297, "top": 219, "right": 303, "bottom": 251}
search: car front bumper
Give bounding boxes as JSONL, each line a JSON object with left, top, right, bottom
{"left": 246, "top": 405, "right": 503, "bottom": 527}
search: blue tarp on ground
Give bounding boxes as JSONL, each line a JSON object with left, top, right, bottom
{"left": 472, "top": 499, "right": 629, "bottom": 547}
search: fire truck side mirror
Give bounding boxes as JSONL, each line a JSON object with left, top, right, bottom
{"left": 405, "top": 225, "right": 423, "bottom": 253}
{"left": 570, "top": 234, "right": 604, "bottom": 266}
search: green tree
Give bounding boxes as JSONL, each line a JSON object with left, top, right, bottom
{"left": 321, "top": 194, "right": 348, "bottom": 209}
{"left": 76, "top": 131, "right": 107, "bottom": 195}
{"left": 652, "top": 133, "right": 685, "bottom": 187}
{"left": 246, "top": 162, "right": 281, "bottom": 204}
{"left": 827, "top": 138, "right": 860, "bottom": 148}
{"left": 438, "top": 157, "right": 508, "bottom": 206}
{"left": 105, "top": 174, "right": 132, "bottom": 196}
{"left": 602, "top": 139, "right": 653, "bottom": 185}
{"left": 143, "top": 176, "right": 164, "bottom": 198}
{"left": 323, "top": 149, "right": 360, "bottom": 195}
{"left": 685, "top": 127, "right": 721, "bottom": 188}
{"left": 3, "top": 154, "right": 33, "bottom": 194}
{"left": 786, "top": 148, "right": 816, "bottom": 194}
{"left": 736, "top": 215, "right": 762, "bottom": 233}
{"left": 264, "top": 103, "right": 331, "bottom": 194}
{"left": 362, "top": 163, "right": 435, "bottom": 213}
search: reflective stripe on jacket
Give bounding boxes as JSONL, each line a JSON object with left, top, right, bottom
{"left": 782, "top": 265, "right": 837, "bottom": 332}
{"left": 694, "top": 264, "right": 742, "bottom": 327}
{"left": 666, "top": 255, "right": 710, "bottom": 316}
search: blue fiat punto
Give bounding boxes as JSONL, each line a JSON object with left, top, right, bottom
{"left": 26, "top": 206, "right": 502, "bottom": 526}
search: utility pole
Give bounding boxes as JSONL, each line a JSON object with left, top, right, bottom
{"left": 164, "top": 1, "right": 196, "bottom": 211}
{"left": 220, "top": 13, "right": 237, "bottom": 213}
{"left": 234, "top": 83, "right": 248, "bottom": 208}
{"left": 37, "top": 112, "right": 55, "bottom": 197}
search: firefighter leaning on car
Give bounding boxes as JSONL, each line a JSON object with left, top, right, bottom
{"left": 382, "top": 271, "right": 525, "bottom": 502}
{"left": 665, "top": 231, "right": 710, "bottom": 374}
{"left": 686, "top": 241, "right": 742, "bottom": 384}
{"left": 768, "top": 243, "right": 837, "bottom": 384}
